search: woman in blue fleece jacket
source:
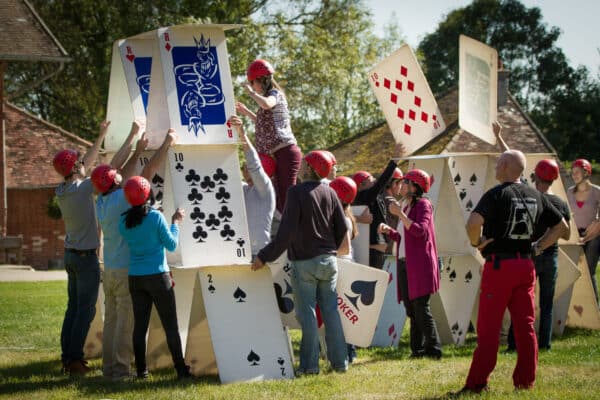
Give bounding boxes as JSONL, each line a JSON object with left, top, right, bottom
{"left": 119, "top": 176, "right": 191, "bottom": 379}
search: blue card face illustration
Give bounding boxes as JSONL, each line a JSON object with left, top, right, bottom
{"left": 171, "top": 34, "right": 226, "bottom": 136}
{"left": 134, "top": 57, "right": 152, "bottom": 114}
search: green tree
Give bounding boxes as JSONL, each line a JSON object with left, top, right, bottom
{"left": 7, "top": 0, "right": 402, "bottom": 151}
{"left": 418, "top": 0, "right": 600, "bottom": 160}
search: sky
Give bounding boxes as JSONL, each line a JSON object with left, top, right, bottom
{"left": 366, "top": 0, "right": 600, "bottom": 75}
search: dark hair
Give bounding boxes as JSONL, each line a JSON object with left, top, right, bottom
{"left": 255, "top": 75, "right": 283, "bottom": 95}
{"left": 408, "top": 183, "right": 424, "bottom": 205}
{"left": 122, "top": 204, "right": 151, "bottom": 229}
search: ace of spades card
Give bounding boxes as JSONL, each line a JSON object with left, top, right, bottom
{"left": 268, "top": 252, "right": 300, "bottom": 329}
{"left": 168, "top": 144, "right": 251, "bottom": 267}
{"left": 154, "top": 25, "right": 239, "bottom": 145}
{"left": 368, "top": 45, "right": 446, "bottom": 155}
{"left": 459, "top": 35, "right": 498, "bottom": 145}
{"left": 433, "top": 255, "right": 482, "bottom": 345}
{"left": 198, "top": 266, "right": 294, "bottom": 383}
{"left": 447, "top": 154, "right": 489, "bottom": 222}
{"left": 371, "top": 256, "right": 407, "bottom": 347}
{"left": 336, "top": 259, "right": 390, "bottom": 347}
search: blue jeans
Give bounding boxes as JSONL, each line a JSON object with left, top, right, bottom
{"left": 582, "top": 234, "right": 600, "bottom": 305}
{"left": 535, "top": 249, "right": 558, "bottom": 349}
{"left": 507, "top": 249, "right": 558, "bottom": 350}
{"left": 61, "top": 250, "right": 100, "bottom": 363}
{"left": 291, "top": 255, "right": 348, "bottom": 373}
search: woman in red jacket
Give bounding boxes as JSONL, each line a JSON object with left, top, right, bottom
{"left": 379, "top": 169, "right": 442, "bottom": 359}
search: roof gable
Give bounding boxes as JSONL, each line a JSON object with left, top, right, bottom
{"left": 4, "top": 102, "right": 92, "bottom": 188}
{"left": 0, "top": 0, "right": 69, "bottom": 62}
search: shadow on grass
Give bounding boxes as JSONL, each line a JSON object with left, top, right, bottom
{"left": 0, "top": 359, "right": 220, "bottom": 397}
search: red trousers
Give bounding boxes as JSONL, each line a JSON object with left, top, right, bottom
{"left": 273, "top": 144, "right": 302, "bottom": 214}
{"left": 466, "top": 257, "right": 538, "bottom": 389}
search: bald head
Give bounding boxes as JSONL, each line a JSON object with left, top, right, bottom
{"left": 497, "top": 150, "right": 526, "bottom": 182}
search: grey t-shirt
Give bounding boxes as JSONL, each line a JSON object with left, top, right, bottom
{"left": 56, "top": 178, "right": 99, "bottom": 250}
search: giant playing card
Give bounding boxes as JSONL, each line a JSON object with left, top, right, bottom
{"left": 368, "top": 45, "right": 446, "bottom": 155}
{"left": 198, "top": 266, "right": 294, "bottom": 383}
{"left": 459, "top": 35, "right": 498, "bottom": 145}
{"left": 153, "top": 25, "right": 239, "bottom": 145}
{"left": 336, "top": 259, "right": 390, "bottom": 347}
{"left": 120, "top": 39, "right": 153, "bottom": 119}
{"left": 434, "top": 255, "right": 482, "bottom": 345}
{"left": 371, "top": 256, "right": 406, "bottom": 347}
{"left": 105, "top": 37, "right": 155, "bottom": 152}
{"left": 168, "top": 144, "right": 251, "bottom": 267}
{"left": 447, "top": 154, "right": 489, "bottom": 222}
{"left": 268, "top": 252, "right": 300, "bottom": 329}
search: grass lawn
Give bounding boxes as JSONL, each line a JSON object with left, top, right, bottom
{"left": 0, "top": 280, "right": 599, "bottom": 400}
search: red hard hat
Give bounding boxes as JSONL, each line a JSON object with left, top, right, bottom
{"left": 53, "top": 149, "right": 78, "bottom": 177}
{"left": 124, "top": 176, "right": 151, "bottom": 206}
{"left": 573, "top": 159, "right": 592, "bottom": 175}
{"left": 404, "top": 169, "right": 431, "bottom": 193}
{"left": 259, "top": 153, "right": 276, "bottom": 178}
{"left": 247, "top": 59, "right": 275, "bottom": 81}
{"left": 304, "top": 150, "right": 333, "bottom": 179}
{"left": 534, "top": 159, "right": 559, "bottom": 182}
{"left": 392, "top": 167, "right": 403, "bottom": 180}
{"left": 352, "top": 171, "right": 372, "bottom": 186}
{"left": 322, "top": 150, "right": 337, "bottom": 165}
{"left": 330, "top": 176, "right": 357, "bottom": 205}
{"left": 91, "top": 164, "right": 117, "bottom": 194}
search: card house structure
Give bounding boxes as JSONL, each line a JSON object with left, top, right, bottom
{"left": 399, "top": 153, "right": 600, "bottom": 345}
{"left": 105, "top": 24, "right": 294, "bottom": 383}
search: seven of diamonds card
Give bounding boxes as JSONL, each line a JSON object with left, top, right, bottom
{"left": 168, "top": 144, "right": 251, "bottom": 267}
{"left": 368, "top": 44, "right": 446, "bottom": 155}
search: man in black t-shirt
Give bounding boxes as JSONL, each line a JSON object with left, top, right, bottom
{"left": 506, "top": 159, "right": 571, "bottom": 352}
{"left": 452, "top": 150, "right": 568, "bottom": 396}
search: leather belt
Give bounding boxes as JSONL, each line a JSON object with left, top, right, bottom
{"left": 485, "top": 252, "right": 532, "bottom": 269}
{"left": 485, "top": 252, "right": 532, "bottom": 262}
{"left": 65, "top": 248, "right": 96, "bottom": 256}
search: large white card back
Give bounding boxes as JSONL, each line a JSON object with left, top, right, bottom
{"left": 168, "top": 144, "right": 251, "bottom": 267}
{"left": 459, "top": 35, "right": 498, "bottom": 145}
{"left": 368, "top": 45, "right": 446, "bottom": 155}
{"left": 198, "top": 266, "right": 294, "bottom": 383}
{"left": 371, "top": 256, "right": 406, "bottom": 347}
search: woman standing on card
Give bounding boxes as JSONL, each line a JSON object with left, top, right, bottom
{"left": 567, "top": 158, "right": 600, "bottom": 304}
{"left": 378, "top": 169, "right": 442, "bottom": 359}
{"left": 236, "top": 59, "right": 302, "bottom": 218}
{"left": 119, "top": 176, "right": 191, "bottom": 379}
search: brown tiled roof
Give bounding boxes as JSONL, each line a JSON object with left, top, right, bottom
{"left": 331, "top": 87, "right": 556, "bottom": 177}
{"left": 4, "top": 102, "right": 92, "bottom": 188}
{"left": 0, "top": 0, "right": 69, "bottom": 62}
